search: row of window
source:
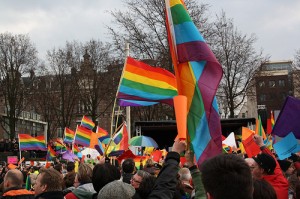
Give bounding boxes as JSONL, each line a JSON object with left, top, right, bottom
{"left": 259, "top": 92, "right": 287, "bottom": 102}
{"left": 258, "top": 80, "right": 285, "bottom": 88}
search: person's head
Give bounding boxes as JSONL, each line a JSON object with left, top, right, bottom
{"left": 252, "top": 153, "right": 276, "bottom": 177}
{"left": 201, "top": 154, "right": 253, "bottom": 199}
{"left": 253, "top": 179, "right": 276, "bottom": 199}
{"left": 77, "top": 163, "right": 93, "bottom": 184}
{"left": 54, "top": 163, "right": 62, "bottom": 173}
{"left": 130, "top": 170, "right": 151, "bottom": 189}
{"left": 3, "top": 169, "right": 23, "bottom": 191}
{"left": 122, "top": 158, "right": 135, "bottom": 174}
{"left": 66, "top": 162, "right": 75, "bottom": 172}
{"left": 178, "top": 168, "right": 192, "bottom": 183}
{"left": 97, "top": 180, "right": 135, "bottom": 199}
{"left": 63, "top": 172, "right": 76, "bottom": 189}
{"left": 136, "top": 174, "right": 156, "bottom": 198}
{"left": 34, "top": 168, "right": 63, "bottom": 196}
{"left": 278, "top": 160, "right": 295, "bottom": 176}
{"left": 92, "top": 163, "right": 121, "bottom": 193}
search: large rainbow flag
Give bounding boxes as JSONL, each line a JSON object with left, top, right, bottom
{"left": 19, "top": 134, "right": 47, "bottom": 151}
{"left": 165, "top": 0, "right": 223, "bottom": 164}
{"left": 117, "top": 56, "right": 178, "bottom": 105}
{"left": 81, "top": 116, "right": 95, "bottom": 130}
{"left": 74, "top": 125, "right": 92, "bottom": 147}
{"left": 64, "top": 127, "right": 75, "bottom": 144}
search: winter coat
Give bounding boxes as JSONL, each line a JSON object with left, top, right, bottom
{"left": 262, "top": 147, "right": 289, "bottom": 199}
{"left": 65, "top": 183, "right": 96, "bottom": 199}
{"left": 0, "top": 187, "right": 34, "bottom": 199}
{"left": 34, "top": 191, "right": 64, "bottom": 199}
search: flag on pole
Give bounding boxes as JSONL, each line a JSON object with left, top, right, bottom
{"left": 74, "top": 125, "right": 92, "bottom": 147}
{"left": 255, "top": 115, "right": 267, "bottom": 140}
{"left": 270, "top": 110, "right": 275, "bottom": 128}
{"left": 19, "top": 134, "right": 47, "bottom": 151}
{"left": 46, "top": 145, "right": 56, "bottom": 160}
{"left": 117, "top": 56, "right": 178, "bottom": 105}
{"left": 81, "top": 115, "right": 95, "bottom": 130}
{"left": 165, "top": 0, "right": 223, "bottom": 165}
{"left": 64, "top": 127, "right": 75, "bottom": 144}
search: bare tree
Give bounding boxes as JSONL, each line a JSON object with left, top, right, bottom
{"left": 294, "top": 49, "right": 300, "bottom": 69}
{"left": 107, "top": 0, "right": 210, "bottom": 72}
{"left": 209, "top": 12, "right": 267, "bottom": 118}
{"left": 75, "top": 40, "right": 116, "bottom": 128}
{"left": 107, "top": 0, "right": 211, "bottom": 122}
{"left": 0, "top": 33, "right": 38, "bottom": 139}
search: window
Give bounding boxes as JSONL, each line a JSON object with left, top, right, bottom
{"left": 260, "top": 94, "right": 266, "bottom": 102}
{"left": 269, "top": 80, "right": 276, "bottom": 87}
{"left": 278, "top": 80, "right": 285, "bottom": 87}
{"left": 258, "top": 81, "right": 265, "bottom": 87}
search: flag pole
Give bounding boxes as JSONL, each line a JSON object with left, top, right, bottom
{"left": 110, "top": 42, "right": 130, "bottom": 137}
{"left": 18, "top": 134, "right": 22, "bottom": 170}
{"left": 124, "top": 42, "right": 131, "bottom": 139}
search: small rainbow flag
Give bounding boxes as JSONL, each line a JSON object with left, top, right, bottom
{"left": 19, "top": 134, "right": 47, "bottom": 151}
{"left": 64, "top": 127, "right": 75, "bottom": 144}
{"left": 270, "top": 110, "right": 275, "bottom": 128}
{"left": 81, "top": 116, "right": 95, "bottom": 130}
{"left": 96, "top": 127, "right": 109, "bottom": 137}
{"left": 117, "top": 56, "right": 178, "bottom": 105}
{"left": 46, "top": 145, "right": 56, "bottom": 160}
{"left": 75, "top": 125, "right": 92, "bottom": 147}
{"left": 73, "top": 144, "right": 80, "bottom": 155}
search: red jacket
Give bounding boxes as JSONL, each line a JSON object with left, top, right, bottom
{"left": 261, "top": 148, "right": 289, "bottom": 199}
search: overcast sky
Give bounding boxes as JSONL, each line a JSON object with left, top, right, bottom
{"left": 1, "top": 0, "right": 299, "bottom": 62}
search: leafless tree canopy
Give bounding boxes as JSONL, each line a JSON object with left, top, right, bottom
{"left": 0, "top": 33, "right": 38, "bottom": 139}
{"left": 208, "top": 11, "right": 267, "bottom": 118}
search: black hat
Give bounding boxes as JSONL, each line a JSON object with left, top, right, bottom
{"left": 253, "top": 153, "right": 276, "bottom": 175}
{"left": 278, "top": 160, "right": 292, "bottom": 172}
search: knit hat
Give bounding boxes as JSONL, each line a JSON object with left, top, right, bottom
{"left": 278, "top": 160, "right": 292, "bottom": 172}
{"left": 253, "top": 153, "right": 276, "bottom": 174}
{"left": 97, "top": 180, "right": 135, "bottom": 199}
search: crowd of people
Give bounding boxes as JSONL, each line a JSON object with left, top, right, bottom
{"left": 0, "top": 135, "right": 299, "bottom": 199}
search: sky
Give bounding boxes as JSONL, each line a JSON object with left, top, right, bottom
{"left": 1, "top": 0, "right": 300, "bottom": 62}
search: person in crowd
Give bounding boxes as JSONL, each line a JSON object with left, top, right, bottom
{"left": 1, "top": 169, "right": 34, "bottom": 199}
{"left": 253, "top": 178, "right": 277, "bottom": 199}
{"left": 178, "top": 167, "right": 193, "bottom": 198}
{"left": 252, "top": 135, "right": 289, "bottom": 199}
{"left": 278, "top": 159, "right": 296, "bottom": 179}
{"left": 97, "top": 180, "right": 135, "bottom": 199}
{"left": 91, "top": 161, "right": 121, "bottom": 197}
{"left": 132, "top": 174, "right": 156, "bottom": 199}
{"left": 143, "top": 159, "right": 155, "bottom": 175}
{"left": 130, "top": 170, "right": 151, "bottom": 189}
{"left": 146, "top": 140, "right": 186, "bottom": 199}
{"left": 29, "top": 167, "right": 39, "bottom": 188}
{"left": 201, "top": 153, "right": 253, "bottom": 199}
{"left": 62, "top": 172, "right": 76, "bottom": 196}
{"left": 34, "top": 168, "right": 64, "bottom": 199}
{"left": 121, "top": 158, "right": 135, "bottom": 184}
{"left": 66, "top": 162, "right": 75, "bottom": 173}
{"left": 65, "top": 163, "right": 96, "bottom": 199}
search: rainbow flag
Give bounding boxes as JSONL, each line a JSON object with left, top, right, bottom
{"left": 64, "top": 127, "right": 75, "bottom": 144}
{"left": 18, "top": 134, "right": 47, "bottom": 151}
{"left": 117, "top": 56, "right": 178, "bottom": 105}
{"left": 81, "top": 116, "right": 95, "bottom": 130}
{"left": 73, "top": 144, "right": 80, "bottom": 155}
{"left": 46, "top": 145, "right": 56, "bottom": 160}
{"left": 96, "top": 127, "right": 109, "bottom": 137}
{"left": 75, "top": 125, "right": 92, "bottom": 147}
{"left": 255, "top": 116, "right": 267, "bottom": 140}
{"left": 270, "top": 110, "right": 275, "bottom": 128}
{"left": 119, "top": 99, "right": 159, "bottom": 107}
{"left": 165, "top": 0, "right": 223, "bottom": 165}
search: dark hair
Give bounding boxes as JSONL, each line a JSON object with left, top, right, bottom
{"left": 122, "top": 159, "right": 135, "bottom": 174}
{"left": 92, "top": 163, "right": 121, "bottom": 193}
{"left": 136, "top": 174, "right": 156, "bottom": 198}
{"left": 54, "top": 163, "right": 62, "bottom": 173}
{"left": 66, "top": 162, "right": 75, "bottom": 172}
{"left": 39, "top": 168, "right": 63, "bottom": 191}
{"left": 253, "top": 179, "right": 276, "bottom": 199}
{"left": 63, "top": 172, "right": 76, "bottom": 189}
{"left": 201, "top": 154, "right": 253, "bottom": 199}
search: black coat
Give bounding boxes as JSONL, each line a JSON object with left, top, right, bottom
{"left": 34, "top": 191, "right": 64, "bottom": 199}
